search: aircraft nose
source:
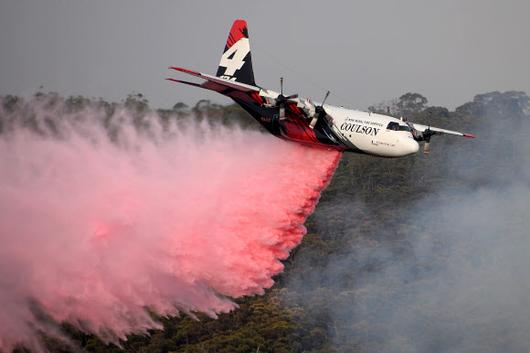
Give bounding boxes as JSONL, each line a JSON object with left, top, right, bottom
{"left": 403, "top": 139, "right": 419, "bottom": 155}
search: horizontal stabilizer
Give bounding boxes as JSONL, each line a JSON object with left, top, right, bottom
{"left": 165, "top": 78, "right": 203, "bottom": 89}
{"left": 168, "top": 66, "right": 260, "bottom": 93}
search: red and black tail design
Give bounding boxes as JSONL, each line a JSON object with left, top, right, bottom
{"left": 216, "top": 19, "right": 256, "bottom": 86}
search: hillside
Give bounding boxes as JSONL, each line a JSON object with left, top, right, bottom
{"left": 2, "top": 90, "right": 529, "bottom": 353}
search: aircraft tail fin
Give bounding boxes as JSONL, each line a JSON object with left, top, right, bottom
{"left": 215, "top": 19, "right": 256, "bottom": 86}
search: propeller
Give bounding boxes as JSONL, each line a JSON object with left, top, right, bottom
{"left": 317, "top": 90, "right": 330, "bottom": 112}
{"left": 275, "top": 77, "right": 298, "bottom": 120}
{"left": 421, "top": 128, "right": 437, "bottom": 155}
{"left": 310, "top": 90, "right": 330, "bottom": 129}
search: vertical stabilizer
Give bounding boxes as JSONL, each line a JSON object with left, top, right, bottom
{"left": 216, "top": 19, "right": 256, "bottom": 86}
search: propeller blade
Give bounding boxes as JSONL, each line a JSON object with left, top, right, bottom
{"left": 279, "top": 106, "right": 285, "bottom": 120}
{"left": 423, "top": 142, "right": 431, "bottom": 155}
{"left": 274, "top": 77, "right": 298, "bottom": 120}
{"left": 321, "top": 90, "right": 330, "bottom": 107}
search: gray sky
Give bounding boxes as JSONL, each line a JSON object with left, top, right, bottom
{"left": 1, "top": 0, "right": 529, "bottom": 110}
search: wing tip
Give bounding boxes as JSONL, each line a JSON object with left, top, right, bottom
{"left": 463, "top": 133, "right": 476, "bottom": 139}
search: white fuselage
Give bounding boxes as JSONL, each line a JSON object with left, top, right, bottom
{"left": 324, "top": 105, "right": 419, "bottom": 157}
{"left": 259, "top": 88, "right": 419, "bottom": 157}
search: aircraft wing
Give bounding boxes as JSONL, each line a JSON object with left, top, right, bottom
{"left": 411, "top": 123, "right": 476, "bottom": 138}
{"left": 167, "top": 67, "right": 260, "bottom": 93}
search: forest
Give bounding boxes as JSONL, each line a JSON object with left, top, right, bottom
{"left": 1, "top": 89, "right": 529, "bottom": 353}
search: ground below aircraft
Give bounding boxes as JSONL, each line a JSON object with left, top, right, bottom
{"left": 168, "top": 19, "right": 475, "bottom": 157}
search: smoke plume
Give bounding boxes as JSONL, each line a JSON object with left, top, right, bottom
{"left": 0, "top": 95, "right": 341, "bottom": 352}
{"left": 284, "top": 91, "right": 530, "bottom": 352}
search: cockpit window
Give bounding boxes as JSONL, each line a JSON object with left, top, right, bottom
{"left": 386, "top": 122, "right": 411, "bottom": 132}
{"left": 386, "top": 122, "right": 400, "bottom": 131}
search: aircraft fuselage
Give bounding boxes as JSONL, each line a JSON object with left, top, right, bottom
{"left": 234, "top": 89, "right": 419, "bottom": 157}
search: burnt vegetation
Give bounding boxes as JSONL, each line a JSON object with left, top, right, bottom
{"left": 2, "top": 90, "right": 529, "bottom": 353}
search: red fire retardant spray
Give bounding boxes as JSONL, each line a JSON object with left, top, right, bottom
{"left": 0, "top": 105, "right": 341, "bottom": 352}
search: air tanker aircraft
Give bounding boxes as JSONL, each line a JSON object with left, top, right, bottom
{"left": 167, "top": 19, "right": 475, "bottom": 157}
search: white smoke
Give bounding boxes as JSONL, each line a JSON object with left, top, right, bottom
{"left": 284, "top": 91, "right": 530, "bottom": 353}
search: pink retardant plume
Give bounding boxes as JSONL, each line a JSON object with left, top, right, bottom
{"left": 0, "top": 96, "right": 341, "bottom": 352}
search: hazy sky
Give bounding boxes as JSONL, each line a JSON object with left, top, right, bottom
{"left": 1, "top": 0, "right": 529, "bottom": 110}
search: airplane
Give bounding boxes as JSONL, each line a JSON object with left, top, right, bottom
{"left": 167, "top": 19, "right": 475, "bottom": 157}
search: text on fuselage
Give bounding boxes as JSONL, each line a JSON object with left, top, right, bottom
{"left": 340, "top": 122, "right": 380, "bottom": 136}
